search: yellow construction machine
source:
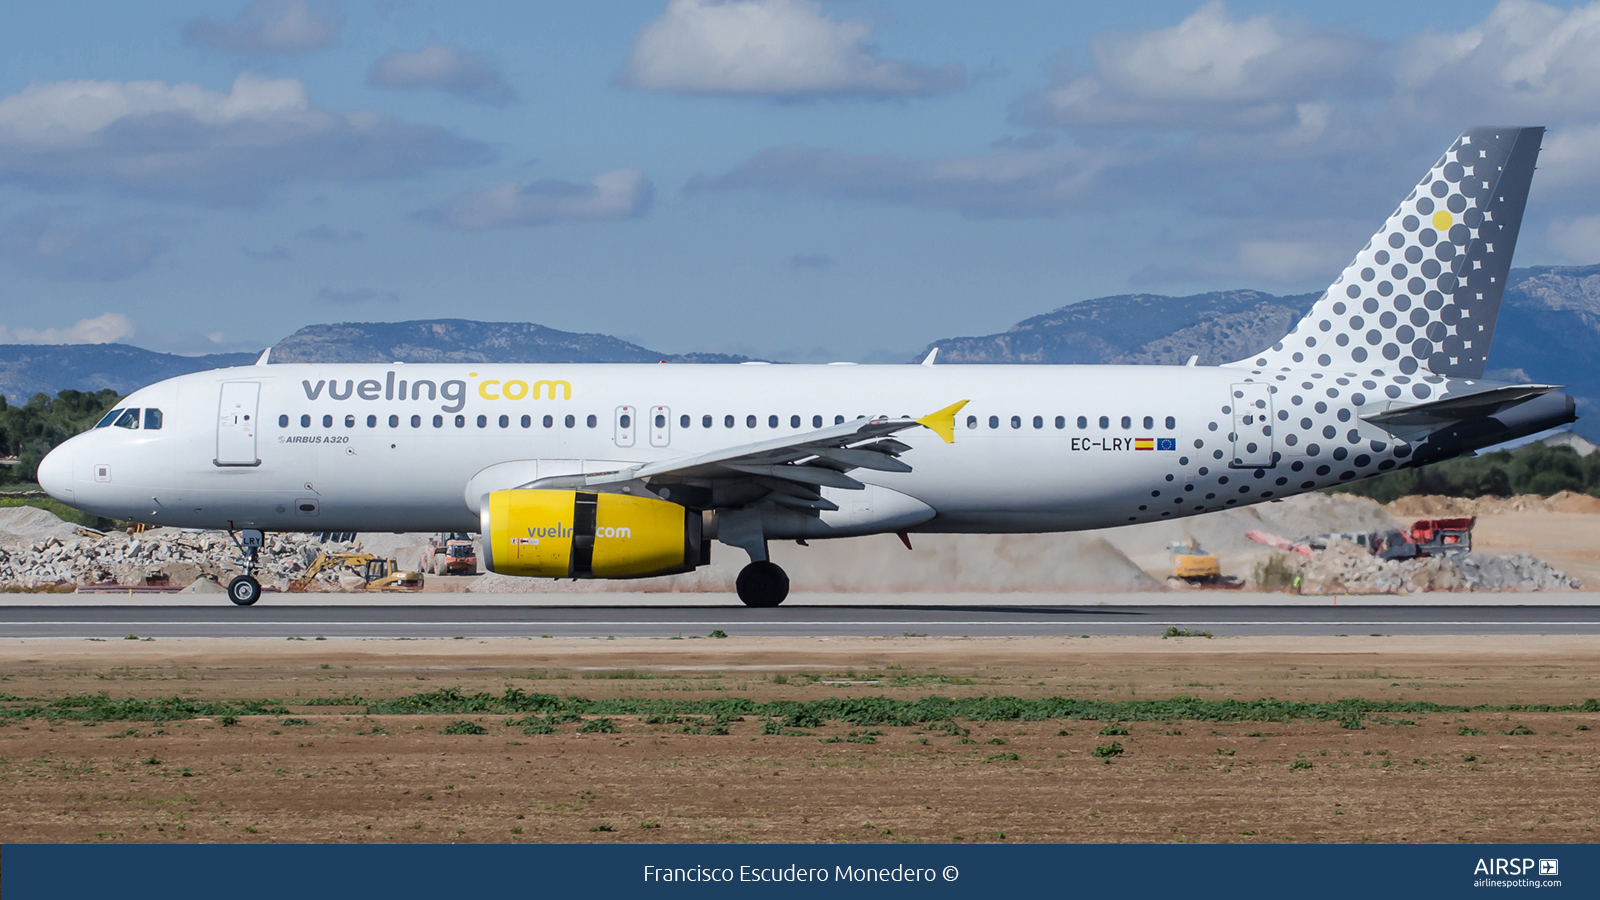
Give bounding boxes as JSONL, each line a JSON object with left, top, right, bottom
{"left": 288, "top": 553, "right": 424, "bottom": 593}
{"left": 1169, "top": 538, "right": 1222, "bottom": 584}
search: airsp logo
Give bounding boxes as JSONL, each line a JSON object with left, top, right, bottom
{"left": 1474, "top": 858, "right": 1553, "bottom": 876}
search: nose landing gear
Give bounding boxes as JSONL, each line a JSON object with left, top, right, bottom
{"left": 226, "top": 528, "right": 266, "bottom": 607}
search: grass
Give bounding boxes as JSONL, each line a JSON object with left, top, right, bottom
{"left": 1458, "top": 726, "right": 1486, "bottom": 736}
{"left": 1099, "top": 724, "right": 1129, "bottom": 736}
{"left": 441, "top": 720, "right": 487, "bottom": 735}
{"left": 576, "top": 717, "right": 619, "bottom": 734}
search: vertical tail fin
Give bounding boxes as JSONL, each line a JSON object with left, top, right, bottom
{"left": 1239, "top": 127, "right": 1543, "bottom": 378}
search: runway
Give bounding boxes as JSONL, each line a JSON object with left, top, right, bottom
{"left": 3, "top": 603, "right": 1597, "bottom": 639}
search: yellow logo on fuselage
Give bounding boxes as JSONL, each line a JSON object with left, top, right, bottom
{"left": 478, "top": 379, "right": 572, "bottom": 401}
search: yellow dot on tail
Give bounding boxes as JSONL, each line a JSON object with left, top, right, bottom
{"left": 1432, "top": 210, "right": 1452, "bottom": 231}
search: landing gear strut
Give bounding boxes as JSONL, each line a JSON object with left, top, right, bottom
{"left": 226, "top": 528, "right": 265, "bottom": 607}
{"left": 736, "top": 561, "right": 789, "bottom": 608}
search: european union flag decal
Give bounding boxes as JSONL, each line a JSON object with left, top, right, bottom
{"left": 1156, "top": 438, "right": 1176, "bottom": 452}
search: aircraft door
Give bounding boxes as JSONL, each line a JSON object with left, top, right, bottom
{"left": 614, "top": 406, "right": 636, "bottom": 448}
{"left": 1229, "top": 383, "right": 1274, "bottom": 468}
{"left": 216, "top": 382, "right": 261, "bottom": 466}
{"left": 649, "top": 406, "right": 671, "bottom": 447}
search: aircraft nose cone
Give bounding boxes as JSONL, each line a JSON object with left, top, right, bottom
{"left": 36, "top": 446, "right": 73, "bottom": 503}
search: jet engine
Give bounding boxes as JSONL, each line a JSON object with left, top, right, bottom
{"left": 480, "top": 489, "right": 705, "bottom": 579}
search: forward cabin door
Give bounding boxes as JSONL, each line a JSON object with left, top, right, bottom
{"left": 216, "top": 382, "right": 261, "bottom": 466}
{"left": 1229, "top": 382, "right": 1274, "bottom": 468}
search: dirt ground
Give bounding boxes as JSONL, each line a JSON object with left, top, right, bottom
{"left": 0, "top": 635, "right": 1596, "bottom": 844}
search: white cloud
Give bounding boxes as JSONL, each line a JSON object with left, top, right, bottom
{"left": 690, "top": 144, "right": 1128, "bottom": 218}
{"left": 623, "top": 0, "right": 963, "bottom": 97}
{"left": 429, "top": 169, "right": 654, "bottom": 231}
{"left": 369, "top": 42, "right": 517, "bottom": 106}
{"left": 183, "top": 0, "right": 341, "bottom": 55}
{"left": 0, "top": 73, "right": 491, "bottom": 202}
{"left": 1398, "top": 1, "right": 1600, "bottom": 121}
{"left": 1547, "top": 215, "right": 1600, "bottom": 262}
{"left": 1015, "top": 1, "right": 1382, "bottom": 129}
{"left": 0, "top": 313, "right": 135, "bottom": 345}
{"left": 0, "top": 211, "right": 167, "bottom": 281}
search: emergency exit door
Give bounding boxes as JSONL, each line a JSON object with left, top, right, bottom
{"left": 216, "top": 382, "right": 261, "bottom": 466}
{"left": 1229, "top": 382, "right": 1274, "bottom": 468}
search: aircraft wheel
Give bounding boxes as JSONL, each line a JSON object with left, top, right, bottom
{"left": 736, "top": 561, "right": 789, "bottom": 608}
{"left": 228, "top": 575, "right": 261, "bottom": 607}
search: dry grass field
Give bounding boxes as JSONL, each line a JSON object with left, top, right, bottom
{"left": 0, "top": 635, "right": 1595, "bottom": 844}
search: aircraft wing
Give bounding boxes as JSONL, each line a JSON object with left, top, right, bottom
{"left": 522, "top": 400, "right": 967, "bottom": 511}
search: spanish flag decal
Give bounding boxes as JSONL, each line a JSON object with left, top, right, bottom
{"left": 1134, "top": 438, "right": 1155, "bottom": 450}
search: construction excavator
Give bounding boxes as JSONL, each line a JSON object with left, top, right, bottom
{"left": 287, "top": 553, "right": 424, "bottom": 593}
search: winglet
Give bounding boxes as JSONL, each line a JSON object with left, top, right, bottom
{"left": 255, "top": 347, "right": 272, "bottom": 366}
{"left": 915, "top": 400, "right": 968, "bottom": 444}
{"left": 921, "top": 347, "right": 939, "bottom": 366}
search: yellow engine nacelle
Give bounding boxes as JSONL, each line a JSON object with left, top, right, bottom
{"left": 480, "top": 489, "right": 704, "bottom": 579}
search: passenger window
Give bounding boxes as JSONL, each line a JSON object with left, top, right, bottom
{"left": 988, "top": 415, "right": 999, "bottom": 429}
{"left": 388, "top": 415, "right": 399, "bottom": 427}
{"left": 1011, "top": 416, "right": 1021, "bottom": 429}
{"left": 746, "top": 415, "right": 756, "bottom": 428}
{"left": 1143, "top": 416, "right": 1154, "bottom": 430}
{"left": 811, "top": 415, "right": 821, "bottom": 428}
{"left": 521, "top": 415, "right": 531, "bottom": 428}
{"left": 322, "top": 414, "right": 333, "bottom": 428}
{"left": 456, "top": 415, "right": 466, "bottom": 428}
{"left": 1121, "top": 416, "right": 1131, "bottom": 429}
{"left": 680, "top": 414, "right": 690, "bottom": 428}
{"left": 95, "top": 408, "right": 124, "bottom": 428}
{"left": 725, "top": 415, "right": 735, "bottom": 428}
{"left": 477, "top": 415, "right": 487, "bottom": 428}
{"left": 412, "top": 415, "right": 422, "bottom": 428}
{"left": 543, "top": 415, "right": 554, "bottom": 428}
{"left": 655, "top": 414, "right": 666, "bottom": 428}
{"left": 703, "top": 415, "right": 713, "bottom": 428}
{"left": 966, "top": 415, "right": 977, "bottom": 429}
{"left": 1165, "top": 416, "right": 1176, "bottom": 430}
{"left": 791, "top": 415, "right": 801, "bottom": 428}
{"left": 278, "top": 414, "right": 289, "bottom": 427}
{"left": 367, "top": 415, "right": 377, "bottom": 427}
{"left": 835, "top": 415, "right": 844, "bottom": 425}
{"left": 564, "top": 415, "right": 575, "bottom": 428}
{"left": 298, "top": 414, "right": 309, "bottom": 427}
{"left": 344, "top": 414, "right": 354, "bottom": 428}
{"left": 1033, "top": 415, "right": 1043, "bottom": 429}
{"left": 1098, "top": 416, "right": 1109, "bottom": 429}
{"left": 586, "top": 415, "right": 597, "bottom": 428}
{"left": 768, "top": 415, "right": 779, "bottom": 428}
{"left": 499, "top": 415, "right": 509, "bottom": 428}
{"left": 1055, "top": 416, "right": 1065, "bottom": 429}
{"left": 114, "top": 408, "right": 140, "bottom": 429}
{"left": 434, "top": 415, "right": 444, "bottom": 428}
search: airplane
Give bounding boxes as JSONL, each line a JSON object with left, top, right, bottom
{"left": 36, "top": 126, "right": 1573, "bottom": 608}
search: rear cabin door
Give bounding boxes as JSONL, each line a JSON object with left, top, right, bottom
{"left": 1229, "top": 382, "right": 1274, "bottom": 468}
{"left": 216, "top": 382, "right": 261, "bottom": 466}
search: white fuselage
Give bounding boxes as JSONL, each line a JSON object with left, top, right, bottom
{"left": 38, "top": 360, "right": 1434, "bottom": 539}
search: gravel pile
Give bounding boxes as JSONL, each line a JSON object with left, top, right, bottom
{"left": 1292, "top": 539, "right": 1582, "bottom": 594}
{"left": 0, "top": 528, "right": 354, "bottom": 589}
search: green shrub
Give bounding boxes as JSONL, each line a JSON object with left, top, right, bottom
{"left": 1091, "top": 742, "right": 1123, "bottom": 760}
{"left": 1290, "top": 760, "right": 1313, "bottom": 770}
{"left": 577, "top": 717, "right": 619, "bottom": 734}
{"left": 1458, "top": 726, "right": 1486, "bottom": 735}
{"left": 1099, "top": 724, "right": 1129, "bottom": 736}
{"left": 441, "top": 720, "right": 486, "bottom": 735}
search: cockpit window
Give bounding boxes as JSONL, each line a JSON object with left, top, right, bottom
{"left": 143, "top": 408, "right": 163, "bottom": 430}
{"left": 113, "top": 408, "right": 140, "bottom": 429}
{"left": 95, "top": 408, "right": 124, "bottom": 428}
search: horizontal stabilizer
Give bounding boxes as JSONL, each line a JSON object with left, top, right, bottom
{"left": 1361, "top": 383, "right": 1561, "bottom": 436}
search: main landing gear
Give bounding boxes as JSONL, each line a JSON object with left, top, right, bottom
{"left": 736, "top": 561, "right": 789, "bottom": 608}
{"left": 226, "top": 528, "right": 266, "bottom": 607}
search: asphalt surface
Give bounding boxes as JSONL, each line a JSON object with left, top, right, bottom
{"left": 2, "top": 604, "right": 1597, "bottom": 639}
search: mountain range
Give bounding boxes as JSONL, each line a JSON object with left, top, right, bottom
{"left": 3, "top": 264, "right": 1596, "bottom": 439}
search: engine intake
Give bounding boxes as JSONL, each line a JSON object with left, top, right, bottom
{"left": 481, "top": 489, "right": 704, "bottom": 579}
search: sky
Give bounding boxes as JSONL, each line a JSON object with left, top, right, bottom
{"left": 1, "top": 0, "right": 1599, "bottom": 363}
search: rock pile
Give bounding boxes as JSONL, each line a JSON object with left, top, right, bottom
{"left": 0, "top": 528, "right": 355, "bottom": 589}
{"left": 1288, "top": 539, "right": 1582, "bottom": 594}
